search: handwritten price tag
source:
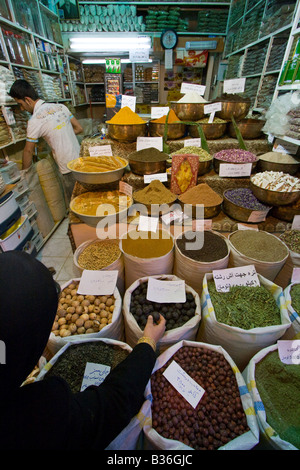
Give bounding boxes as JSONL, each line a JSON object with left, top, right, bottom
{"left": 89, "top": 145, "right": 112, "bottom": 156}
{"left": 180, "top": 82, "right": 206, "bottom": 96}
{"left": 121, "top": 95, "right": 136, "bottom": 112}
{"left": 138, "top": 215, "right": 158, "bottom": 233}
{"left": 144, "top": 173, "right": 168, "bottom": 183}
{"left": 163, "top": 360, "right": 205, "bottom": 409}
{"left": 184, "top": 138, "right": 201, "bottom": 147}
{"left": 81, "top": 363, "right": 111, "bottom": 391}
{"left": 147, "top": 278, "right": 186, "bottom": 303}
{"left": 277, "top": 340, "right": 300, "bottom": 365}
{"left": 137, "top": 136, "right": 163, "bottom": 152}
{"left": 213, "top": 265, "right": 260, "bottom": 293}
{"left": 219, "top": 163, "right": 252, "bottom": 177}
{"left": 223, "top": 78, "right": 246, "bottom": 94}
{"left": 151, "top": 107, "right": 169, "bottom": 119}
{"left": 77, "top": 270, "right": 118, "bottom": 295}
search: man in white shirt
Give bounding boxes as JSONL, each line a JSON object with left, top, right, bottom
{"left": 9, "top": 79, "right": 83, "bottom": 201}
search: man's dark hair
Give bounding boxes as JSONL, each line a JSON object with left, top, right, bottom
{"left": 9, "top": 80, "right": 39, "bottom": 101}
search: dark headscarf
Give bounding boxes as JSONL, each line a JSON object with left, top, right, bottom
{"left": 0, "top": 251, "right": 58, "bottom": 398}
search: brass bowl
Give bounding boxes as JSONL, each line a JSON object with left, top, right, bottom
{"left": 228, "top": 118, "right": 265, "bottom": 139}
{"left": 189, "top": 121, "right": 227, "bottom": 140}
{"left": 223, "top": 190, "right": 272, "bottom": 223}
{"left": 67, "top": 157, "right": 128, "bottom": 185}
{"left": 149, "top": 120, "right": 186, "bottom": 140}
{"left": 106, "top": 122, "right": 148, "bottom": 142}
{"left": 178, "top": 199, "right": 223, "bottom": 219}
{"left": 170, "top": 102, "right": 206, "bottom": 121}
{"left": 257, "top": 159, "right": 300, "bottom": 175}
{"left": 215, "top": 101, "right": 250, "bottom": 121}
{"left": 129, "top": 159, "right": 167, "bottom": 176}
{"left": 250, "top": 180, "right": 300, "bottom": 206}
{"left": 213, "top": 158, "right": 258, "bottom": 174}
{"left": 271, "top": 204, "right": 300, "bottom": 222}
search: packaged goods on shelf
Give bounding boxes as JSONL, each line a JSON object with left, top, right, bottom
{"left": 0, "top": 66, "right": 15, "bottom": 105}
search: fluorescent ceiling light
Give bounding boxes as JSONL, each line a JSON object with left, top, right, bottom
{"left": 185, "top": 41, "right": 217, "bottom": 50}
{"left": 82, "top": 58, "right": 153, "bottom": 64}
{"left": 70, "top": 35, "right": 151, "bottom": 53}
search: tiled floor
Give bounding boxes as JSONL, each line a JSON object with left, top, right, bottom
{"left": 36, "top": 217, "right": 78, "bottom": 286}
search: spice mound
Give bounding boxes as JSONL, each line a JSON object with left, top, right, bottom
{"left": 179, "top": 183, "right": 223, "bottom": 207}
{"left": 70, "top": 156, "right": 127, "bottom": 173}
{"left": 197, "top": 117, "right": 227, "bottom": 124}
{"left": 133, "top": 180, "right": 177, "bottom": 205}
{"left": 251, "top": 171, "right": 300, "bottom": 192}
{"left": 229, "top": 230, "right": 289, "bottom": 262}
{"left": 215, "top": 93, "right": 250, "bottom": 103}
{"left": 152, "top": 109, "right": 181, "bottom": 123}
{"left": 280, "top": 230, "right": 300, "bottom": 254}
{"left": 214, "top": 149, "right": 258, "bottom": 163}
{"left": 259, "top": 151, "right": 300, "bottom": 164}
{"left": 129, "top": 147, "right": 169, "bottom": 163}
{"left": 207, "top": 280, "right": 281, "bottom": 329}
{"left": 151, "top": 346, "right": 249, "bottom": 449}
{"left": 171, "top": 146, "right": 212, "bottom": 162}
{"left": 121, "top": 229, "right": 173, "bottom": 259}
{"left": 130, "top": 281, "right": 196, "bottom": 331}
{"left": 255, "top": 349, "right": 300, "bottom": 449}
{"left": 52, "top": 280, "right": 116, "bottom": 338}
{"left": 71, "top": 190, "right": 132, "bottom": 216}
{"left": 224, "top": 188, "right": 272, "bottom": 211}
{"left": 106, "top": 106, "right": 146, "bottom": 125}
{"left": 177, "top": 93, "right": 208, "bottom": 103}
{"left": 77, "top": 240, "right": 121, "bottom": 270}
{"left": 176, "top": 230, "right": 228, "bottom": 263}
{"left": 45, "top": 341, "right": 129, "bottom": 393}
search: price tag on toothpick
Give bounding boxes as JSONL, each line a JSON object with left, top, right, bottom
{"left": 147, "top": 277, "right": 186, "bottom": 303}
{"left": 180, "top": 82, "right": 206, "bottom": 96}
{"left": 77, "top": 270, "right": 118, "bottom": 295}
{"left": 81, "top": 363, "right": 111, "bottom": 391}
{"left": 277, "top": 340, "right": 300, "bottom": 365}
{"left": 138, "top": 215, "right": 158, "bottom": 233}
{"left": 213, "top": 265, "right": 260, "bottom": 293}
{"left": 163, "top": 360, "right": 205, "bottom": 408}
{"left": 151, "top": 107, "right": 169, "bottom": 119}
{"left": 204, "top": 102, "right": 222, "bottom": 115}
{"left": 121, "top": 95, "right": 136, "bottom": 112}
{"left": 223, "top": 78, "right": 246, "bottom": 94}
{"left": 89, "top": 145, "right": 112, "bottom": 156}
{"left": 137, "top": 136, "right": 163, "bottom": 152}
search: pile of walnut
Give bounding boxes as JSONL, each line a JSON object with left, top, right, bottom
{"left": 52, "top": 281, "right": 115, "bottom": 337}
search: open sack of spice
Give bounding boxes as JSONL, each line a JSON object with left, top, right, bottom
{"left": 283, "top": 283, "right": 300, "bottom": 339}
{"left": 140, "top": 340, "right": 259, "bottom": 450}
{"left": 122, "top": 275, "right": 201, "bottom": 353}
{"left": 197, "top": 273, "right": 291, "bottom": 371}
{"left": 243, "top": 343, "right": 300, "bottom": 450}
{"left": 47, "top": 278, "right": 123, "bottom": 355}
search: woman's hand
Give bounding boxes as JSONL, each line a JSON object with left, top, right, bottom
{"left": 143, "top": 314, "right": 166, "bottom": 345}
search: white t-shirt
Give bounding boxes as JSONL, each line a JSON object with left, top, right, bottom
{"left": 26, "top": 100, "right": 80, "bottom": 174}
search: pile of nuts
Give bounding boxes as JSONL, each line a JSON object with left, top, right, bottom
{"left": 151, "top": 346, "right": 249, "bottom": 450}
{"left": 52, "top": 281, "right": 115, "bottom": 337}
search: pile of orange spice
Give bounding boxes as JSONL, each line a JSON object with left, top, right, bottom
{"left": 152, "top": 109, "right": 181, "bottom": 123}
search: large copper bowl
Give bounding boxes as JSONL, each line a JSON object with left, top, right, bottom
{"left": 106, "top": 122, "right": 148, "bottom": 142}
{"left": 215, "top": 100, "right": 250, "bottom": 121}
{"left": 149, "top": 120, "right": 186, "bottom": 140}
{"left": 170, "top": 102, "right": 206, "bottom": 121}
{"left": 250, "top": 180, "right": 300, "bottom": 206}
{"left": 189, "top": 121, "right": 227, "bottom": 140}
{"left": 228, "top": 118, "right": 265, "bottom": 139}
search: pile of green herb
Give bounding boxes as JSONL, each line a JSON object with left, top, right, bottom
{"left": 290, "top": 283, "right": 300, "bottom": 315}
{"left": 207, "top": 280, "right": 281, "bottom": 329}
{"left": 255, "top": 350, "right": 300, "bottom": 449}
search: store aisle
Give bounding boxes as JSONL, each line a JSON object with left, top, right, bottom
{"left": 36, "top": 217, "right": 77, "bottom": 285}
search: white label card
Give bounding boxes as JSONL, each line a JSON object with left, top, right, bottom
{"left": 161, "top": 209, "right": 188, "bottom": 225}
{"left": 291, "top": 267, "right": 300, "bottom": 283}
{"left": 146, "top": 278, "right": 186, "bottom": 303}
{"left": 144, "top": 173, "right": 168, "bottom": 183}
{"left": 119, "top": 181, "right": 132, "bottom": 196}
{"left": 223, "top": 78, "right": 246, "bottom": 94}
{"left": 129, "top": 49, "right": 149, "bottom": 63}
{"left": 2, "top": 106, "right": 15, "bottom": 125}
{"left": 277, "top": 340, "right": 300, "bottom": 365}
{"left": 163, "top": 360, "right": 205, "bottom": 409}
{"left": 273, "top": 138, "right": 298, "bottom": 155}
{"left": 151, "top": 107, "right": 169, "bottom": 119}
{"left": 237, "top": 223, "right": 259, "bottom": 231}
{"left": 213, "top": 265, "right": 260, "bottom": 293}
{"left": 89, "top": 145, "right": 112, "bottom": 156}
{"left": 219, "top": 163, "right": 252, "bottom": 177}
{"left": 121, "top": 95, "right": 136, "bottom": 112}
{"left": 192, "top": 219, "right": 212, "bottom": 231}
{"left": 292, "top": 215, "right": 300, "bottom": 230}
{"left": 138, "top": 215, "right": 158, "bottom": 233}
{"left": 247, "top": 209, "right": 270, "bottom": 223}
{"left": 77, "top": 270, "right": 118, "bottom": 295}
{"left": 204, "top": 102, "right": 222, "bottom": 114}
{"left": 180, "top": 82, "right": 206, "bottom": 96}
{"left": 81, "top": 362, "right": 111, "bottom": 391}
{"left": 137, "top": 136, "right": 163, "bottom": 152}
{"left": 184, "top": 138, "right": 201, "bottom": 147}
